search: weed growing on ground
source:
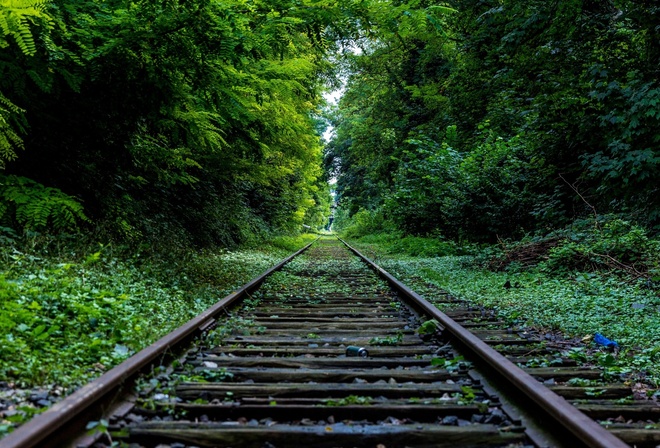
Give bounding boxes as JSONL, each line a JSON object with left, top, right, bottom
{"left": 268, "top": 234, "right": 318, "bottom": 252}
{"left": 349, "top": 238, "right": 660, "bottom": 386}
{"left": 369, "top": 331, "right": 404, "bottom": 346}
{"left": 0, "top": 236, "right": 305, "bottom": 390}
{"left": 324, "top": 395, "right": 373, "bottom": 406}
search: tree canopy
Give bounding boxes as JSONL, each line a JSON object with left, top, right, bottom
{"left": 1, "top": 0, "right": 365, "bottom": 245}
{"left": 326, "top": 0, "right": 660, "bottom": 241}
{"left": 2, "top": 0, "right": 660, "bottom": 245}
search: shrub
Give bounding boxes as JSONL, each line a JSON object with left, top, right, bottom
{"left": 269, "top": 233, "right": 318, "bottom": 252}
{"left": 346, "top": 231, "right": 469, "bottom": 258}
{"left": 0, "top": 175, "right": 89, "bottom": 232}
{"left": 538, "top": 216, "right": 660, "bottom": 277}
{"left": 340, "top": 208, "right": 391, "bottom": 239}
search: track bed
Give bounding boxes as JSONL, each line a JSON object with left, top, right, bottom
{"left": 2, "top": 237, "right": 658, "bottom": 448}
{"left": 119, "top": 238, "right": 528, "bottom": 447}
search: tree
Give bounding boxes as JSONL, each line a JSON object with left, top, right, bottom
{"left": 327, "top": 0, "right": 660, "bottom": 240}
{"left": 2, "top": 0, "right": 342, "bottom": 241}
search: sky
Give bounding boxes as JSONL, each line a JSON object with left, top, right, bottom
{"left": 322, "top": 87, "right": 343, "bottom": 142}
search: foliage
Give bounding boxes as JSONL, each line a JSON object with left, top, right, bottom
{"left": 417, "top": 319, "right": 440, "bottom": 335}
{"left": 0, "top": 235, "right": 293, "bottom": 389}
{"left": 326, "top": 0, "right": 660, "bottom": 240}
{"left": 269, "top": 233, "right": 318, "bottom": 252}
{"left": 341, "top": 229, "right": 467, "bottom": 258}
{"left": 0, "top": 0, "right": 52, "bottom": 167}
{"left": 384, "top": 132, "right": 464, "bottom": 236}
{"left": 1, "top": 0, "right": 658, "bottom": 246}
{"left": 350, "top": 237, "right": 660, "bottom": 386}
{"left": 0, "top": 0, "right": 49, "bottom": 56}
{"left": 369, "top": 331, "right": 403, "bottom": 346}
{"left": 0, "top": 93, "right": 23, "bottom": 168}
{"left": 0, "top": 174, "right": 88, "bottom": 231}
{"left": 485, "top": 215, "right": 660, "bottom": 278}
{"left": 430, "top": 355, "right": 469, "bottom": 373}
{"left": 1, "top": 0, "right": 339, "bottom": 244}
{"left": 539, "top": 216, "right": 660, "bottom": 277}
{"left": 340, "top": 208, "right": 390, "bottom": 239}
{"left": 324, "top": 395, "right": 373, "bottom": 406}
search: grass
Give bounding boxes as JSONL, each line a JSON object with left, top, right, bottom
{"left": 269, "top": 233, "right": 319, "bottom": 251}
{"left": 348, "top": 236, "right": 660, "bottom": 387}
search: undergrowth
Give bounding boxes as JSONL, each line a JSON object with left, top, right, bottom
{"left": 268, "top": 233, "right": 319, "bottom": 252}
{"left": 345, "top": 217, "right": 660, "bottom": 386}
{"left": 484, "top": 216, "right": 660, "bottom": 280}
{"left": 0, "top": 232, "right": 316, "bottom": 389}
{"left": 353, "top": 233, "right": 469, "bottom": 257}
{"left": 334, "top": 208, "right": 469, "bottom": 257}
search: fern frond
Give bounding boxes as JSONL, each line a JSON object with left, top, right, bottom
{"left": 0, "top": 0, "right": 50, "bottom": 56}
{"left": 0, "top": 175, "right": 89, "bottom": 231}
{"left": 0, "top": 92, "right": 24, "bottom": 168}
{"left": 427, "top": 5, "right": 457, "bottom": 15}
{"left": 0, "top": 122, "right": 22, "bottom": 169}
{"left": 0, "top": 92, "right": 23, "bottom": 114}
{"left": 26, "top": 68, "right": 52, "bottom": 92}
{"left": 0, "top": 13, "right": 11, "bottom": 36}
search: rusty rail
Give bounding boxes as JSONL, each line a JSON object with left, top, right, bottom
{"left": 339, "top": 237, "right": 630, "bottom": 448}
{"left": 0, "top": 240, "right": 317, "bottom": 448}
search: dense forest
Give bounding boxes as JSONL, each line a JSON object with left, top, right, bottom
{"left": 0, "top": 0, "right": 360, "bottom": 247}
{"left": 2, "top": 0, "right": 660, "bottom": 248}
{"left": 326, "top": 0, "right": 660, "bottom": 243}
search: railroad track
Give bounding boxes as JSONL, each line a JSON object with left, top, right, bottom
{"left": 1, "top": 237, "right": 658, "bottom": 447}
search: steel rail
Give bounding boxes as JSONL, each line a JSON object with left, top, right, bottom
{"left": 0, "top": 239, "right": 317, "bottom": 448}
{"left": 339, "top": 237, "right": 630, "bottom": 448}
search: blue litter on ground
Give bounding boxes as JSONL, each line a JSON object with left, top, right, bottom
{"left": 593, "top": 333, "right": 619, "bottom": 348}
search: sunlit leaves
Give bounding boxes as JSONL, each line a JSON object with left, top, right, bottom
{"left": 0, "top": 93, "right": 23, "bottom": 168}
{"left": 0, "top": 0, "right": 50, "bottom": 56}
{"left": 0, "top": 0, "right": 52, "bottom": 166}
{"left": 1, "top": 0, "right": 337, "bottom": 239}
{"left": 0, "top": 175, "right": 89, "bottom": 231}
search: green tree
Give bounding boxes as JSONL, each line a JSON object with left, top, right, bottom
{"left": 328, "top": 0, "right": 660, "bottom": 241}
{"left": 2, "top": 0, "right": 341, "bottom": 240}
{"left": 0, "top": 0, "right": 51, "bottom": 167}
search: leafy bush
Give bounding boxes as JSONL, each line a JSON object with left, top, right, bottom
{"left": 0, "top": 0, "right": 49, "bottom": 57}
{"left": 269, "top": 233, "right": 318, "bottom": 252}
{"left": 0, "top": 94, "right": 24, "bottom": 168}
{"left": 0, "top": 234, "right": 295, "bottom": 389}
{"left": 0, "top": 0, "right": 51, "bottom": 168}
{"left": 347, "top": 232, "right": 468, "bottom": 258}
{"left": 340, "top": 208, "right": 391, "bottom": 239}
{"left": 0, "top": 175, "right": 89, "bottom": 232}
{"left": 539, "top": 216, "right": 660, "bottom": 277}
{"left": 386, "top": 236, "right": 465, "bottom": 257}
{"left": 480, "top": 215, "right": 660, "bottom": 279}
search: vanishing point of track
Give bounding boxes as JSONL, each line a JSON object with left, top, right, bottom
{"left": 1, "top": 237, "right": 657, "bottom": 447}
